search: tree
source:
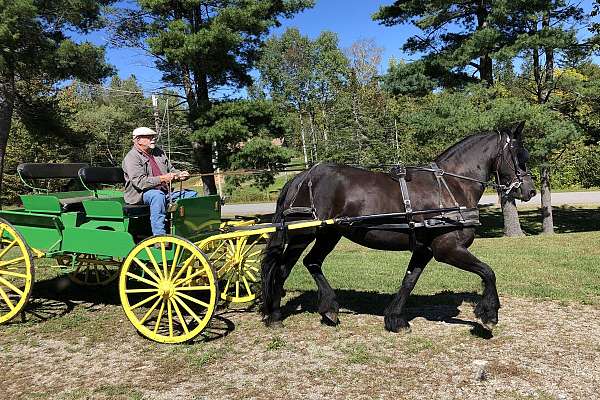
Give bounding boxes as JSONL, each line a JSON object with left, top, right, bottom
{"left": 375, "top": 0, "right": 589, "bottom": 236}
{"left": 112, "top": 0, "right": 313, "bottom": 194}
{"left": 492, "top": 1, "right": 587, "bottom": 234}
{"left": 256, "top": 28, "right": 348, "bottom": 166}
{"left": 0, "top": 0, "right": 114, "bottom": 202}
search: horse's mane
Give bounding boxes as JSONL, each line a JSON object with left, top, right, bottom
{"left": 435, "top": 131, "right": 496, "bottom": 163}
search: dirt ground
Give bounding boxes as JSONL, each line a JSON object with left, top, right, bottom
{"left": 0, "top": 290, "right": 598, "bottom": 400}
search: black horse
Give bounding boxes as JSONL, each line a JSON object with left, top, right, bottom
{"left": 261, "top": 122, "right": 536, "bottom": 332}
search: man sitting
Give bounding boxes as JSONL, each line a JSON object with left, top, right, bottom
{"left": 122, "top": 127, "right": 197, "bottom": 236}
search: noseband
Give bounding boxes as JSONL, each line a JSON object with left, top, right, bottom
{"left": 492, "top": 133, "right": 530, "bottom": 198}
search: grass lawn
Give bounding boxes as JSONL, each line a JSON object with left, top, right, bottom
{"left": 284, "top": 205, "right": 600, "bottom": 306}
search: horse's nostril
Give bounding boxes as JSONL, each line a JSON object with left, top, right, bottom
{"left": 529, "top": 190, "right": 536, "bottom": 198}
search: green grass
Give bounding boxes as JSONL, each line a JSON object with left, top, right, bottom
{"left": 285, "top": 224, "right": 600, "bottom": 306}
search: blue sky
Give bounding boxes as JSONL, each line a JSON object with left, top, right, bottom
{"left": 86, "top": 0, "right": 597, "bottom": 94}
{"left": 90, "top": 0, "right": 417, "bottom": 94}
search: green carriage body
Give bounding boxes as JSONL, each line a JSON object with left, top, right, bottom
{"left": 0, "top": 163, "right": 221, "bottom": 260}
{"left": 0, "top": 163, "right": 264, "bottom": 343}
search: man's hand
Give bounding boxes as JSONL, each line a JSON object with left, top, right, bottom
{"left": 176, "top": 171, "right": 190, "bottom": 181}
{"left": 159, "top": 172, "right": 177, "bottom": 184}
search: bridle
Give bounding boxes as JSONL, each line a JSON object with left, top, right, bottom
{"left": 492, "top": 132, "right": 531, "bottom": 198}
{"left": 388, "top": 131, "right": 530, "bottom": 198}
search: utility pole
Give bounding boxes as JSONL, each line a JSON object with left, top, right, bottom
{"left": 151, "top": 95, "right": 161, "bottom": 135}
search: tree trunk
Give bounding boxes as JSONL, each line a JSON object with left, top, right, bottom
{"left": 298, "top": 111, "right": 309, "bottom": 167}
{"left": 476, "top": 4, "right": 493, "bottom": 85}
{"left": 540, "top": 13, "right": 555, "bottom": 234}
{"left": 0, "top": 73, "right": 15, "bottom": 207}
{"left": 540, "top": 165, "right": 554, "bottom": 234}
{"left": 321, "top": 108, "right": 329, "bottom": 141}
{"left": 501, "top": 196, "right": 524, "bottom": 237}
{"left": 480, "top": 54, "right": 493, "bottom": 85}
{"left": 182, "top": 65, "right": 217, "bottom": 194}
{"left": 192, "top": 141, "right": 217, "bottom": 195}
{"left": 308, "top": 110, "right": 318, "bottom": 161}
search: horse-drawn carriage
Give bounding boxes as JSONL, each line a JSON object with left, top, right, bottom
{"left": 0, "top": 124, "right": 536, "bottom": 342}
{"left": 0, "top": 162, "right": 333, "bottom": 342}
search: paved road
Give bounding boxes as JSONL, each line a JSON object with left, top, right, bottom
{"left": 222, "top": 191, "right": 600, "bottom": 216}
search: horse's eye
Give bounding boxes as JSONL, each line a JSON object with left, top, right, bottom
{"left": 517, "top": 148, "right": 529, "bottom": 162}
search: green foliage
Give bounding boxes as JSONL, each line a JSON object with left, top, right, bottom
{"left": 576, "top": 145, "right": 600, "bottom": 188}
{"left": 110, "top": 1, "right": 313, "bottom": 193}
{"left": 0, "top": 0, "right": 115, "bottom": 202}
{"left": 382, "top": 60, "right": 436, "bottom": 97}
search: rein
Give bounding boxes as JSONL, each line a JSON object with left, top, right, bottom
{"left": 389, "top": 132, "right": 528, "bottom": 198}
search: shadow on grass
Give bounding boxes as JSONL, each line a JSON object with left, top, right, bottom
{"left": 477, "top": 205, "right": 600, "bottom": 237}
{"left": 282, "top": 289, "right": 492, "bottom": 338}
{"left": 24, "top": 277, "right": 238, "bottom": 342}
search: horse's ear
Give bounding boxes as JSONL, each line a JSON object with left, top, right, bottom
{"left": 511, "top": 121, "right": 525, "bottom": 139}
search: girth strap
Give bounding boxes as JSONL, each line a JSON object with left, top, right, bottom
{"left": 393, "top": 166, "right": 418, "bottom": 250}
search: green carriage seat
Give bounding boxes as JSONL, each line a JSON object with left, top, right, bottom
{"left": 77, "top": 166, "right": 150, "bottom": 218}
{"left": 17, "top": 163, "right": 93, "bottom": 213}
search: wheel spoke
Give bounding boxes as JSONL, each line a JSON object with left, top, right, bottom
{"left": 168, "top": 244, "right": 182, "bottom": 280}
{"left": 0, "top": 240, "right": 17, "bottom": 259}
{"left": 245, "top": 249, "right": 262, "bottom": 259}
{"left": 130, "top": 293, "right": 160, "bottom": 311}
{"left": 171, "top": 254, "right": 196, "bottom": 282}
{"left": 175, "top": 291, "right": 211, "bottom": 309}
{"left": 139, "top": 297, "right": 162, "bottom": 324}
{"left": 161, "top": 243, "right": 168, "bottom": 278}
{"left": 125, "top": 288, "right": 159, "bottom": 294}
{"left": 243, "top": 276, "right": 252, "bottom": 296}
{"left": 176, "top": 285, "right": 212, "bottom": 291}
{"left": 0, "top": 276, "right": 24, "bottom": 295}
{"left": 93, "top": 265, "right": 100, "bottom": 283}
{"left": 0, "top": 286, "right": 15, "bottom": 310}
{"left": 144, "top": 247, "right": 164, "bottom": 280}
{"left": 0, "top": 256, "right": 25, "bottom": 269}
{"left": 125, "top": 272, "right": 159, "bottom": 288}
{"left": 0, "top": 269, "right": 27, "bottom": 278}
{"left": 223, "top": 275, "right": 232, "bottom": 294}
{"left": 132, "top": 257, "right": 161, "bottom": 284}
{"left": 173, "top": 296, "right": 203, "bottom": 325}
{"left": 153, "top": 300, "right": 166, "bottom": 334}
{"left": 241, "top": 239, "right": 261, "bottom": 258}
{"left": 245, "top": 269, "right": 257, "bottom": 282}
{"left": 174, "top": 268, "right": 209, "bottom": 288}
{"left": 171, "top": 299, "right": 189, "bottom": 335}
{"left": 167, "top": 299, "right": 174, "bottom": 337}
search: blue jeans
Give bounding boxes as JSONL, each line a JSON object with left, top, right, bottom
{"left": 142, "top": 189, "right": 198, "bottom": 235}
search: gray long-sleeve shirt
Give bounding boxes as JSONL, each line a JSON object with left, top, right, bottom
{"left": 122, "top": 146, "right": 180, "bottom": 204}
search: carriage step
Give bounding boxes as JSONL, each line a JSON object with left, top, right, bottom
{"left": 283, "top": 207, "right": 315, "bottom": 217}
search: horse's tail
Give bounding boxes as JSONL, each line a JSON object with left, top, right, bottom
{"left": 260, "top": 176, "right": 297, "bottom": 317}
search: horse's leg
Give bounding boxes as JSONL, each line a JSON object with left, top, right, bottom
{"left": 264, "top": 234, "right": 314, "bottom": 326}
{"left": 302, "top": 230, "right": 342, "bottom": 325}
{"left": 384, "top": 245, "right": 433, "bottom": 333}
{"left": 431, "top": 233, "right": 500, "bottom": 329}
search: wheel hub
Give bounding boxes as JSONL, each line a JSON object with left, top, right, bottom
{"left": 158, "top": 280, "right": 175, "bottom": 299}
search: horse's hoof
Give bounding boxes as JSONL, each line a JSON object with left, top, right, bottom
{"left": 481, "top": 321, "right": 496, "bottom": 332}
{"left": 268, "top": 320, "right": 284, "bottom": 329}
{"left": 321, "top": 311, "right": 339, "bottom": 326}
{"left": 263, "top": 314, "right": 283, "bottom": 328}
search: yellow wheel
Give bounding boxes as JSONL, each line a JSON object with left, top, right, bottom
{"left": 0, "top": 219, "right": 34, "bottom": 324}
{"left": 67, "top": 254, "right": 121, "bottom": 286}
{"left": 199, "top": 234, "right": 261, "bottom": 303}
{"left": 119, "top": 235, "right": 217, "bottom": 344}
